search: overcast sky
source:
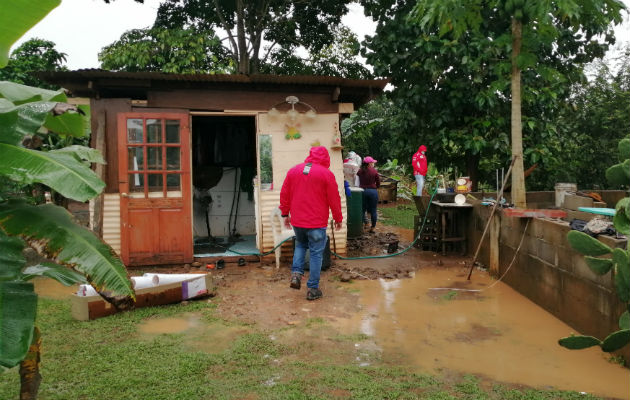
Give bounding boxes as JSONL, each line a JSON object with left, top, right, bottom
{"left": 12, "top": 0, "right": 630, "bottom": 71}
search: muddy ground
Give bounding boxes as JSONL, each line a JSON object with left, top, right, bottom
{"left": 141, "top": 222, "right": 472, "bottom": 330}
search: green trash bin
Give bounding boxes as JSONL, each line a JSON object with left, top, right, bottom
{"left": 347, "top": 187, "right": 364, "bottom": 238}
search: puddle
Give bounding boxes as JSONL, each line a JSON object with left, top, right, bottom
{"left": 138, "top": 314, "right": 250, "bottom": 354}
{"left": 32, "top": 277, "right": 78, "bottom": 299}
{"left": 333, "top": 267, "right": 630, "bottom": 399}
{"left": 138, "top": 316, "right": 201, "bottom": 334}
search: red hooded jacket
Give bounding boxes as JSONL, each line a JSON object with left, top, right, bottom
{"left": 279, "top": 146, "right": 343, "bottom": 228}
{"left": 412, "top": 145, "right": 428, "bottom": 176}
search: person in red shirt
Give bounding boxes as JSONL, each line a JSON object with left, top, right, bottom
{"left": 279, "top": 146, "right": 342, "bottom": 300}
{"left": 356, "top": 156, "right": 380, "bottom": 233}
{"left": 412, "top": 145, "right": 428, "bottom": 196}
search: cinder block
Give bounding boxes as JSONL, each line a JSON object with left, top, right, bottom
{"left": 556, "top": 245, "right": 574, "bottom": 272}
{"left": 593, "top": 201, "right": 607, "bottom": 208}
{"left": 563, "top": 194, "right": 593, "bottom": 210}
{"left": 537, "top": 239, "right": 557, "bottom": 265}
{"left": 571, "top": 253, "right": 614, "bottom": 288}
{"left": 566, "top": 210, "right": 597, "bottom": 222}
{"left": 541, "top": 219, "right": 571, "bottom": 245}
{"left": 599, "top": 235, "right": 627, "bottom": 250}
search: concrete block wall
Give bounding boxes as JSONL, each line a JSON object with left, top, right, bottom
{"left": 469, "top": 190, "right": 629, "bottom": 359}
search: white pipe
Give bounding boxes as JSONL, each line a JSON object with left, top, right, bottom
{"left": 142, "top": 273, "right": 206, "bottom": 285}
{"left": 76, "top": 274, "right": 207, "bottom": 297}
{"left": 131, "top": 276, "right": 159, "bottom": 289}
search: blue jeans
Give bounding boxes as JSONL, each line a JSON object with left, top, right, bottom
{"left": 291, "top": 227, "right": 327, "bottom": 289}
{"left": 415, "top": 174, "right": 425, "bottom": 196}
{"left": 362, "top": 188, "right": 378, "bottom": 228}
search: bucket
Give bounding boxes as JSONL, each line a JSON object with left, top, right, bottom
{"left": 555, "top": 183, "right": 577, "bottom": 208}
{"left": 347, "top": 187, "right": 364, "bottom": 238}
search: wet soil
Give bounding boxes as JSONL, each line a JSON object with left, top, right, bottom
{"left": 33, "top": 221, "right": 630, "bottom": 399}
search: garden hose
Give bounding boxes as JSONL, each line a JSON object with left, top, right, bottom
{"left": 330, "top": 187, "right": 438, "bottom": 260}
{"left": 216, "top": 188, "right": 439, "bottom": 261}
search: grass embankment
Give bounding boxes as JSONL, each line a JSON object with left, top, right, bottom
{"left": 0, "top": 298, "right": 607, "bottom": 400}
{"left": 379, "top": 203, "right": 417, "bottom": 230}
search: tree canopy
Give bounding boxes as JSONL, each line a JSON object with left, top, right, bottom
{"left": 359, "top": 0, "right": 626, "bottom": 192}
{"left": 99, "top": 27, "right": 233, "bottom": 73}
{"left": 0, "top": 38, "right": 67, "bottom": 89}
{"left": 153, "top": 0, "right": 354, "bottom": 74}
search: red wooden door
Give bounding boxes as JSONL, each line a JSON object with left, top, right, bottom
{"left": 118, "top": 113, "right": 192, "bottom": 266}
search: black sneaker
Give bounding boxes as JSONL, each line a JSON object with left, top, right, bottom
{"left": 306, "top": 288, "right": 322, "bottom": 301}
{"left": 290, "top": 273, "right": 302, "bottom": 290}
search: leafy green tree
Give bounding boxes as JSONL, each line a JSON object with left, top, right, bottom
{"left": 362, "top": 0, "right": 625, "bottom": 202}
{"left": 261, "top": 26, "right": 372, "bottom": 79}
{"left": 99, "top": 27, "right": 233, "bottom": 73}
{"left": 0, "top": 38, "right": 67, "bottom": 89}
{"left": 341, "top": 96, "right": 403, "bottom": 162}
{"left": 154, "top": 0, "right": 353, "bottom": 74}
{"left": 544, "top": 46, "right": 630, "bottom": 189}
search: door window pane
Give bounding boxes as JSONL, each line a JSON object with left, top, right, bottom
{"left": 166, "top": 147, "right": 180, "bottom": 170}
{"left": 148, "top": 173, "right": 163, "bottom": 192}
{"left": 166, "top": 120, "right": 180, "bottom": 143}
{"left": 127, "top": 119, "right": 143, "bottom": 143}
{"left": 147, "top": 119, "right": 162, "bottom": 143}
{"left": 129, "top": 173, "right": 144, "bottom": 192}
{"left": 147, "top": 147, "right": 162, "bottom": 170}
{"left": 166, "top": 174, "right": 181, "bottom": 191}
{"left": 127, "top": 147, "right": 144, "bottom": 171}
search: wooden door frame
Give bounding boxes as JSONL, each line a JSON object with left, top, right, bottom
{"left": 117, "top": 112, "right": 193, "bottom": 265}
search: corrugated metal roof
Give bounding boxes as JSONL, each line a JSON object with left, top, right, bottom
{"left": 40, "top": 69, "right": 389, "bottom": 89}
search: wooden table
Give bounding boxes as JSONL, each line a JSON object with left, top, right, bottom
{"left": 431, "top": 201, "right": 473, "bottom": 255}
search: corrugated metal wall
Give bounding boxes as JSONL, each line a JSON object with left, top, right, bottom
{"left": 102, "top": 193, "right": 121, "bottom": 256}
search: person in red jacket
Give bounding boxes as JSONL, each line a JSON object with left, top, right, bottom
{"left": 279, "top": 146, "right": 342, "bottom": 300}
{"left": 412, "top": 145, "right": 428, "bottom": 196}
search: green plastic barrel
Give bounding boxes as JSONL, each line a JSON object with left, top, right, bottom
{"left": 347, "top": 187, "right": 364, "bottom": 238}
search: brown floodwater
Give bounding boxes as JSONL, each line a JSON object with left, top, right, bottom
{"left": 333, "top": 267, "right": 630, "bottom": 400}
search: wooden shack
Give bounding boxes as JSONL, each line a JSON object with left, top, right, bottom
{"left": 41, "top": 71, "right": 387, "bottom": 266}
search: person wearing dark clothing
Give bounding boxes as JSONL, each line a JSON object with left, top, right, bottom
{"left": 357, "top": 156, "right": 380, "bottom": 233}
{"left": 279, "top": 146, "right": 343, "bottom": 300}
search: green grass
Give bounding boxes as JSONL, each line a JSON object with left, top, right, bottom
{"left": 379, "top": 203, "right": 417, "bottom": 229}
{"left": 0, "top": 298, "right": 609, "bottom": 400}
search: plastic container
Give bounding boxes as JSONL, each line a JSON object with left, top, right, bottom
{"left": 555, "top": 183, "right": 577, "bottom": 208}
{"left": 347, "top": 187, "right": 364, "bottom": 238}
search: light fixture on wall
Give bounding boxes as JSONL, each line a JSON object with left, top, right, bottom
{"left": 268, "top": 96, "right": 317, "bottom": 121}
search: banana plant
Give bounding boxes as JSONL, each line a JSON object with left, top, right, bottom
{"left": 559, "top": 138, "right": 630, "bottom": 353}
{"left": 0, "top": 81, "right": 135, "bottom": 399}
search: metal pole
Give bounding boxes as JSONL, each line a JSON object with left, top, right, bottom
{"left": 467, "top": 156, "right": 518, "bottom": 280}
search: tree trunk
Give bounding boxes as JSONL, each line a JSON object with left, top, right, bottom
{"left": 236, "top": 0, "right": 249, "bottom": 74}
{"left": 465, "top": 153, "right": 480, "bottom": 192}
{"left": 510, "top": 18, "right": 526, "bottom": 207}
{"left": 19, "top": 327, "right": 41, "bottom": 400}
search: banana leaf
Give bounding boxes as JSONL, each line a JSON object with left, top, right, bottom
{"left": 0, "top": 281, "right": 37, "bottom": 368}
{"left": 0, "top": 81, "right": 66, "bottom": 105}
{"left": 0, "top": 228, "right": 26, "bottom": 281}
{"left": 0, "top": 0, "right": 61, "bottom": 66}
{"left": 0, "top": 100, "right": 59, "bottom": 145}
{"left": 0, "top": 143, "right": 104, "bottom": 202}
{"left": 620, "top": 311, "right": 630, "bottom": 330}
{"left": 0, "top": 202, "right": 134, "bottom": 300}
{"left": 21, "top": 262, "right": 87, "bottom": 286}
{"left": 50, "top": 145, "right": 105, "bottom": 164}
